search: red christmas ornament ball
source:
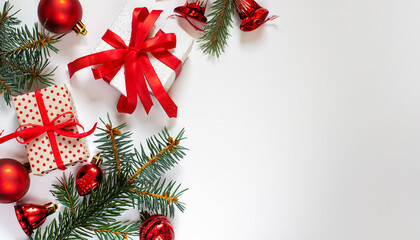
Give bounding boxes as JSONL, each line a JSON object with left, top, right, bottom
{"left": 140, "top": 214, "right": 175, "bottom": 240}
{"left": 38, "top": 0, "right": 83, "bottom": 34}
{"left": 0, "top": 158, "right": 30, "bottom": 203}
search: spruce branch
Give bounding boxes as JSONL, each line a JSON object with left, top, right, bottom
{"left": 95, "top": 115, "right": 134, "bottom": 175}
{"left": 87, "top": 223, "right": 138, "bottom": 240}
{"left": 199, "top": 0, "right": 234, "bottom": 57}
{"left": 0, "top": 76, "right": 13, "bottom": 95}
{"left": 129, "top": 189, "right": 179, "bottom": 205}
{"left": 32, "top": 118, "right": 188, "bottom": 240}
{"left": 105, "top": 123, "right": 123, "bottom": 177}
{"left": 132, "top": 179, "right": 187, "bottom": 217}
{"left": 127, "top": 136, "right": 180, "bottom": 183}
{"left": 0, "top": 1, "right": 59, "bottom": 105}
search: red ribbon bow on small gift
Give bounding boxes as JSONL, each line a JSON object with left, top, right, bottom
{"left": 9, "top": 112, "right": 96, "bottom": 145}
{"left": 68, "top": 8, "right": 182, "bottom": 118}
{"left": 0, "top": 90, "right": 97, "bottom": 171}
{"left": 0, "top": 113, "right": 96, "bottom": 170}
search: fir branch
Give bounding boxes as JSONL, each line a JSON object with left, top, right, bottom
{"left": 1, "top": 57, "right": 42, "bottom": 78}
{"left": 127, "top": 136, "right": 180, "bottom": 183}
{"left": 4, "top": 31, "right": 57, "bottom": 58}
{"left": 95, "top": 115, "right": 134, "bottom": 175}
{"left": 129, "top": 189, "right": 178, "bottom": 204}
{"left": 131, "top": 179, "right": 187, "bottom": 217}
{"left": 0, "top": 76, "right": 13, "bottom": 95}
{"left": 32, "top": 118, "right": 187, "bottom": 240}
{"left": 127, "top": 129, "right": 187, "bottom": 184}
{"left": 105, "top": 123, "right": 122, "bottom": 177}
{"left": 0, "top": 1, "right": 58, "bottom": 105}
{"left": 199, "top": 0, "right": 234, "bottom": 57}
{"left": 86, "top": 221, "right": 139, "bottom": 240}
{"left": 51, "top": 173, "right": 80, "bottom": 212}
{"left": 0, "top": 1, "right": 19, "bottom": 32}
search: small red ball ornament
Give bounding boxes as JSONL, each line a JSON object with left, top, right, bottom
{"left": 15, "top": 202, "right": 58, "bottom": 236}
{"left": 0, "top": 158, "right": 30, "bottom": 203}
{"left": 76, "top": 153, "right": 103, "bottom": 196}
{"left": 38, "top": 0, "right": 87, "bottom": 35}
{"left": 140, "top": 213, "right": 175, "bottom": 240}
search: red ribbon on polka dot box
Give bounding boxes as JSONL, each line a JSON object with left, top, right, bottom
{"left": 0, "top": 84, "right": 96, "bottom": 176}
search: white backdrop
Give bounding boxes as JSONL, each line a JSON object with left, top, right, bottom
{"left": 1, "top": 0, "right": 420, "bottom": 239}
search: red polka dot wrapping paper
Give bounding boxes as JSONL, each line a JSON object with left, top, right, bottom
{"left": 12, "top": 84, "right": 90, "bottom": 176}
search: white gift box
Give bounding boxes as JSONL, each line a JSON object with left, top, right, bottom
{"left": 94, "top": 2, "right": 194, "bottom": 96}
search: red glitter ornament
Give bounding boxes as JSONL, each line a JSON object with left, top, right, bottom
{"left": 38, "top": 0, "right": 87, "bottom": 35}
{"left": 14, "top": 202, "right": 58, "bottom": 236}
{"left": 76, "top": 153, "right": 103, "bottom": 196}
{"left": 140, "top": 213, "right": 175, "bottom": 240}
{"left": 232, "top": 0, "right": 277, "bottom": 31}
{"left": 0, "top": 158, "right": 30, "bottom": 203}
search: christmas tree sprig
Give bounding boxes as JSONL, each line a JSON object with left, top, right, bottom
{"left": 0, "top": 1, "right": 58, "bottom": 105}
{"left": 199, "top": 0, "right": 234, "bottom": 57}
{"left": 31, "top": 117, "right": 187, "bottom": 240}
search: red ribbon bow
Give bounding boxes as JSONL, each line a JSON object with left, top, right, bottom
{"left": 68, "top": 8, "right": 182, "bottom": 118}
{"left": 7, "top": 112, "right": 96, "bottom": 145}
{"left": 0, "top": 90, "right": 97, "bottom": 171}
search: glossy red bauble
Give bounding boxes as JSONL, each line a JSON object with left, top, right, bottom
{"left": 38, "top": 0, "right": 86, "bottom": 35}
{"left": 140, "top": 214, "right": 174, "bottom": 240}
{"left": 76, "top": 154, "right": 103, "bottom": 196}
{"left": 15, "top": 202, "right": 57, "bottom": 236}
{"left": 0, "top": 158, "right": 30, "bottom": 203}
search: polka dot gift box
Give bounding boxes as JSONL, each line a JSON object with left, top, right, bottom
{"left": 5, "top": 84, "right": 96, "bottom": 176}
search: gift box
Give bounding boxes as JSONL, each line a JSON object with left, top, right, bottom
{"left": 68, "top": 5, "right": 194, "bottom": 118}
{"left": 11, "top": 84, "right": 93, "bottom": 176}
{"left": 94, "top": 2, "right": 194, "bottom": 97}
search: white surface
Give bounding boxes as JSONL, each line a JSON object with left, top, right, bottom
{"left": 0, "top": 0, "right": 419, "bottom": 239}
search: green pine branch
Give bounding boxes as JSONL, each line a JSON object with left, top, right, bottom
{"left": 31, "top": 117, "right": 188, "bottom": 240}
{"left": 131, "top": 178, "right": 187, "bottom": 217}
{"left": 199, "top": 0, "right": 234, "bottom": 57}
{"left": 0, "top": 1, "right": 58, "bottom": 105}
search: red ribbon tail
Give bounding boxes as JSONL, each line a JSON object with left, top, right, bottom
{"left": 55, "top": 122, "right": 98, "bottom": 139}
{"left": 117, "top": 95, "right": 137, "bottom": 114}
{"left": 117, "top": 56, "right": 142, "bottom": 114}
{"left": 78, "top": 122, "right": 97, "bottom": 137}
{"left": 141, "top": 55, "right": 178, "bottom": 118}
{"left": 135, "top": 63, "right": 153, "bottom": 114}
{"left": 0, "top": 132, "right": 18, "bottom": 144}
{"left": 68, "top": 49, "right": 129, "bottom": 78}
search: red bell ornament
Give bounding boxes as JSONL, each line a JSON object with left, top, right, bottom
{"left": 0, "top": 158, "right": 30, "bottom": 203}
{"left": 232, "top": 0, "right": 277, "bottom": 31}
{"left": 38, "top": 0, "right": 87, "bottom": 35}
{"left": 15, "top": 202, "right": 58, "bottom": 236}
{"left": 173, "top": 0, "right": 208, "bottom": 31}
{"left": 76, "top": 153, "right": 103, "bottom": 196}
{"left": 174, "top": 0, "right": 208, "bottom": 23}
{"left": 140, "top": 213, "right": 175, "bottom": 240}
